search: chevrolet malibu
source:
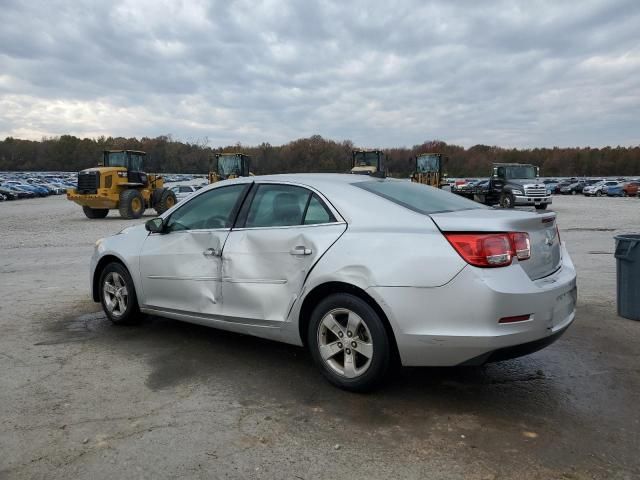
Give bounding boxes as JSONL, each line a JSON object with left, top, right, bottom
{"left": 91, "top": 174, "right": 577, "bottom": 391}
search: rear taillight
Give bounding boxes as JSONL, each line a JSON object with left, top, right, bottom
{"left": 444, "top": 232, "right": 531, "bottom": 268}
{"left": 510, "top": 232, "right": 531, "bottom": 260}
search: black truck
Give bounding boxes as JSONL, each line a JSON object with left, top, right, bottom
{"left": 472, "top": 163, "right": 552, "bottom": 210}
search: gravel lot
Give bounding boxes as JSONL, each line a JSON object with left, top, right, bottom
{"left": 1, "top": 194, "right": 639, "bottom": 479}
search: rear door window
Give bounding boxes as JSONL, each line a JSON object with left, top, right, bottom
{"left": 243, "top": 184, "right": 335, "bottom": 228}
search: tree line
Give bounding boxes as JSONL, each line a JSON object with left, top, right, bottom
{"left": 1, "top": 134, "right": 639, "bottom": 177}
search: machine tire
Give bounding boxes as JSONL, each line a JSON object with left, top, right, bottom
{"left": 119, "top": 189, "right": 145, "bottom": 219}
{"left": 154, "top": 188, "right": 177, "bottom": 215}
{"left": 500, "top": 192, "right": 515, "bottom": 209}
{"left": 535, "top": 204, "right": 548, "bottom": 210}
{"left": 82, "top": 206, "right": 109, "bottom": 219}
{"left": 308, "top": 293, "right": 390, "bottom": 392}
{"left": 99, "top": 262, "right": 140, "bottom": 325}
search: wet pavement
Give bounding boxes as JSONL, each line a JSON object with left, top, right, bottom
{"left": 1, "top": 195, "right": 639, "bottom": 479}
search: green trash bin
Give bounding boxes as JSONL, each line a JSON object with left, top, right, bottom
{"left": 614, "top": 234, "right": 640, "bottom": 320}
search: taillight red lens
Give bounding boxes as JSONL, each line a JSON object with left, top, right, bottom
{"left": 510, "top": 232, "right": 531, "bottom": 260}
{"left": 444, "top": 232, "right": 531, "bottom": 268}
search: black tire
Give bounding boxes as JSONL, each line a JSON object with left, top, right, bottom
{"left": 500, "top": 192, "right": 515, "bottom": 209}
{"left": 154, "top": 188, "right": 177, "bottom": 215}
{"left": 571, "top": 190, "right": 576, "bottom": 195}
{"left": 82, "top": 206, "right": 109, "bottom": 219}
{"left": 307, "top": 293, "right": 390, "bottom": 392}
{"left": 535, "top": 203, "right": 548, "bottom": 210}
{"left": 99, "top": 262, "right": 140, "bottom": 325}
{"left": 596, "top": 190, "right": 602, "bottom": 197}
{"left": 622, "top": 190, "right": 627, "bottom": 197}
{"left": 118, "top": 189, "right": 145, "bottom": 219}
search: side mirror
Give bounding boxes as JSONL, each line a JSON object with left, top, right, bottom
{"left": 145, "top": 217, "right": 164, "bottom": 233}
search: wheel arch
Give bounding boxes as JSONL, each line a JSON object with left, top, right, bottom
{"left": 298, "top": 281, "right": 400, "bottom": 363}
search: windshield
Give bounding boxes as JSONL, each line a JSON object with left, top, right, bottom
{"left": 217, "top": 155, "right": 242, "bottom": 176}
{"left": 416, "top": 154, "right": 440, "bottom": 173}
{"left": 355, "top": 179, "right": 484, "bottom": 215}
{"left": 105, "top": 152, "right": 127, "bottom": 167}
{"left": 354, "top": 152, "right": 380, "bottom": 167}
{"left": 502, "top": 165, "right": 537, "bottom": 179}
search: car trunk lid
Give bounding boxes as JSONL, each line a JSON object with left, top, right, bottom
{"left": 430, "top": 209, "right": 561, "bottom": 280}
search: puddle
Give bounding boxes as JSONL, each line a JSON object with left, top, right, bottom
{"left": 35, "top": 311, "right": 107, "bottom": 345}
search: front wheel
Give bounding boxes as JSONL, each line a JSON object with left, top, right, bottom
{"left": 596, "top": 190, "right": 602, "bottom": 197}
{"left": 500, "top": 192, "right": 515, "bottom": 208}
{"left": 82, "top": 206, "right": 109, "bottom": 219}
{"left": 99, "top": 262, "right": 140, "bottom": 324}
{"left": 119, "top": 189, "right": 145, "bottom": 219}
{"left": 308, "top": 293, "right": 390, "bottom": 392}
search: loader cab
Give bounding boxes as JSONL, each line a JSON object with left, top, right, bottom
{"left": 412, "top": 153, "right": 446, "bottom": 187}
{"left": 351, "top": 149, "right": 386, "bottom": 177}
{"left": 102, "top": 150, "right": 148, "bottom": 185}
{"left": 209, "top": 153, "right": 251, "bottom": 184}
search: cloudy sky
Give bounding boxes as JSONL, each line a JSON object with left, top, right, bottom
{"left": 1, "top": 0, "right": 639, "bottom": 148}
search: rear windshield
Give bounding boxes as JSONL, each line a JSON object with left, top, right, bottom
{"left": 355, "top": 179, "right": 485, "bottom": 214}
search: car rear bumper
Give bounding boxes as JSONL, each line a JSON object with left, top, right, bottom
{"left": 368, "top": 243, "right": 577, "bottom": 366}
{"left": 513, "top": 195, "right": 552, "bottom": 206}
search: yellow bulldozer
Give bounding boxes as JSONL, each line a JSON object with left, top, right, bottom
{"left": 410, "top": 152, "right": 447, "bottom": 188}
{"left": 350, "top": 149, "right": 386, "bottom": 177}
{"left": 208, "top": 152, "right": 252, "bottom": 184}
{"left": 67, "top": 150, "right": 177, "bottom": 219}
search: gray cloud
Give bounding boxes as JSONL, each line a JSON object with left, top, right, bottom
{"left": 0, "top": 0, "right": 639, "bottom": 147}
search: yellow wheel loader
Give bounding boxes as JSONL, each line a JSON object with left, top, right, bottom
{"left": 208, "top": 153, "right": 252, "bottom": 184}
{"left": 350, "top": 149, "right": 386, "bottom": 177}
{"left": 410, "top": 153, "right": 447, "bottom": 188}
{"left": 67, "top": 150, "right": 177, "bottom": 219}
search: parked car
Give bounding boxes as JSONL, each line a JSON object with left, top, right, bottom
{"left": 0, "top": 185, "right": 36, "bottom": 199}
{"left": 559, "top": 181, "right": 585, "bottom": 195}
{"left": 170, "top": 185, "right": 199, "bottom": 202}
{"left": 3, "top": 181, "right": 48, "bottom": 197}
{"left": 91, "top": 174, "right": 577, "bottom": 391}
{"left": 0, "top": 187, "right": 19, "bottom": 200}
{"left": 583, "top": 180, "right": 619, "bottom": 197}
{"left": 605, "top": 182, "right": 625, "bottom": 197}
{"left": 622, "top": 181, "right": 639, "bottom": 197}
{"left": 554, "top": 181, "right": 572, "bottom": 193}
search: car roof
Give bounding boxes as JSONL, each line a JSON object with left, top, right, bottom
{"left": 204, "top": 173, "right": 434, "bottom": 227}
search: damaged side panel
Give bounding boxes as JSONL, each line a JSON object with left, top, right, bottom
{"left": 139, "top": 230, "right": 228, "bottom": 315}
{"left": 221, "top": 224, "right": 347, "bottom": 323}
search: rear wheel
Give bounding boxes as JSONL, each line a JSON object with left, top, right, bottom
{"left": 99, "top": 262, "right": 140, "bottom": 324}
{"left": 308, "top": 293, "right": 390, "bottom": 392}
{"left": 119, "top": 189, "right": 145, "bottom": 219}
{"left": 82, "top": 206, "right": 109, "bottom": 219}
{"left": 153, "top": 188, "right": 177, "bottom": 215}
{"left": 500, "top": 192, "right": 515, "bottom": 208}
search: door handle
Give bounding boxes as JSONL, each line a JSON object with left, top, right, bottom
{"left": 290, "top": 246, "right": 312, "bottom": 256}
{"left": 203, "top": 247, "right": 222, "bottom": 257}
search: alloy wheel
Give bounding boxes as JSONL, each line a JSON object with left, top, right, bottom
{"left": 103, "top": 271, "right": 128, "bottom": 318}
{"left": 317, "top": 308, "right": 373, "bottom": 378}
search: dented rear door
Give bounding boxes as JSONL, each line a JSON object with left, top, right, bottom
{"left": 221, "top": 182, "right": 346, "bottom": 324}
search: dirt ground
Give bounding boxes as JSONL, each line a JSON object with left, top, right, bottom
{"left": 1, "top": 193, "right": 639, "bottom": 480}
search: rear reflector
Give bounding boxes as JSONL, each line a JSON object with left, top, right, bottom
{"left": 444, "top": 232, "right": 531, "bottom": 268}
{"left": 499, "top": 314, "right": 532, "bottom": 324}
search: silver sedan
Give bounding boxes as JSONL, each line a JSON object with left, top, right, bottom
{"left": 91, "top": 174, "right": 577, "bottom": 391}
